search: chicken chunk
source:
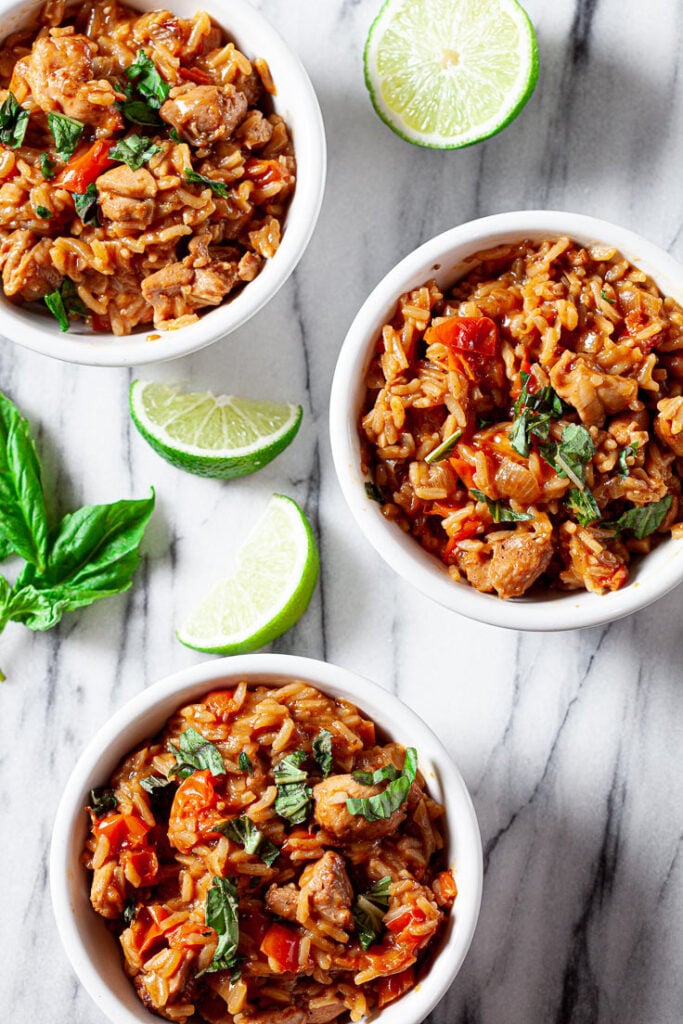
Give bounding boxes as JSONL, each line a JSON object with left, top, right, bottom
{"left": 312, "top": 775, "right": 407, "bottom": 842}
{"left": 655, "top": 396, "right": 683, "bottom": 457}
{"left": 299, "top": 851, "right": 353, "bottom": 930}
{"left": 0, "top": 229, "right": 61, "bottom": 300}
{"left": 97, "top": 165, "right": 158, "bottom": 231}
{"left": 141, "top": 258, "right": 238, "bottom": 324}
{"left": 161, "top": 84, "right": 247, "bottom": 145}
{"left": 453, "top": 544, "right": 493, "bottom": 593}
{"left": 549, "top": 350, "right": 639, "bottom": 427}
{"left": 488, "top": 529, "right": 553, "bottom": 599}
{"left": 265, "top": 883, "right": 299, "bottom": 922}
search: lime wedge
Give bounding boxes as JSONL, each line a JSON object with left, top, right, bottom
{"left": 364, "top": 0, "right": 539, "bottom": 149}
{"left": 129, "top": 380, "right": 302, "bottom": 479}
{"left": 177, "top": 494, "right": 319, "bottom": 654}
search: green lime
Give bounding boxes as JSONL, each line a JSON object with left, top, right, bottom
{"left": 129, "top": 380, "right": 302, "bottom": 480}
{"left": 177, "top": 494, "right": 319, "bottom": 655}
{"left": 364, "top": 0, "right": 539, "bottom": 149}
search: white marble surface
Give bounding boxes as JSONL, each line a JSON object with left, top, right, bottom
{"left": 2, "top": 1, "right": 683, "bottom": 1022}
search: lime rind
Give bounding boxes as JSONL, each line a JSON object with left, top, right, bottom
{"left": 177, "top": 494, "right": 319, "bottom": 655}
{"left": 364, "top": 0, "right": 539, "bottom": 150}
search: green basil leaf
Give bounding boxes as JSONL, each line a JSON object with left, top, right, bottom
{"left": 61, "top": 278, "right": 86, "bottom": 319}
{"left": 617, "top": 442, "right": 639, "bottom": 478}
{"left": 238, "top": 751, "right": 253, "bottom": 775}
{"left": 140, "top": 774, "right": 173, "bottom": 794}
{"left": 215, "top": 815, "right": 279, "bottom": 867}
{"left": 566, "top": 488, "right": 601, "bottom": 526}
{"left": 169, "top": 127, "right": 181, "bottom": 143}
{"left": 120, "top": 99, "right": 162, "bottom": 126}
{"left": 2, "top": 584, "right": 69, "bottom": 630}
{"left": 126, "top": 49, "right": 170, "bottom": 109}
{"left": 109, "top": 133, "right": 161, "bottom": 171}
{"left": 44, "top": 288, "right": 70, "bottom": 332}
{"left": 0, "top": 532, "right": 15, "bottom": 561}
{"left": 73, "top": 183, "right": 99, "bottom": 226}
{"left": 123, "top": 896, "right": 137, "bottom": 926}
{"left": 608, "top": 495, "right": 673, "bottom": 539}
{"left": 0, "top": 92, "right": 29, "bottom": 148}
{"left": 346, "top": 747, "right": 417, "bottom": 822}
{"left": 273, "top": 750, "right": 307, "bottom": 785}
{"left": 200, "top": 876, "right": 240, "bottom": 976}
{"left": 352, "top": 876, "right": 391, "bottom": 951}
{"left": 366, "top": 876, "right": 391, "bottom": 905}
{"left": 312, "top": 729, "right": 333, "bottom": 778}
{"left": 365, "top": 481, "right": 385, "bottom": 504}
{"left": 352, "top": 763, "right": 401, "bottom": 786}
{"left": 470, "top": 489, "right": 534, "bottom": 523}
{"left": 169, "top": 726, "right": 226, "bottom": 779}
{"left": 0, "top": 391, "right": 49, "bottom": 571}
{"left": 40, "top": 153, "right": 55, "bottom": 180}
{"left": 425, "top": 428, "right": 463, "bottom": 464}
{"left": 89, "top": 787, "right": 118, "bottom": 817}
{"left": 184, "top": 168, "right": 228, "bottom": 198}
{"left": 274, "top": 782, "right": 313, "bottom": 825}
{"left": 35, "top": 205, "right": 52, "bottom": 219}
{"left": 47, "top": 112, "right": 84, "bottom": 161}
{"left": 509, "top": 374, "right": 564, "bottom": 457}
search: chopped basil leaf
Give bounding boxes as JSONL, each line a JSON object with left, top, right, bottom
{"left": 617, "top": 442, "right": 639, "bottom": 478}
{"left": 238, "top": 751, "right": 253, "bottom": 775}
{"left": 607, "top": 495, "right": 672, "bottom": 539}
{"left": 347, "top": 747, "right": 417, "bottom": 822}
{"left": 89, "top": 787, "right": 118, "bottom": 817}
{"left": 365, "top": 481, "right": 384, "bottom": 504}
{"left": 169, "top": 726, "right": 226, "bottom": 779}
{"left": 73, "top": 183, "right": 99, "bottom": 226}
{"left": 40, "top": 153, "right": 55, "bottom": 180}
{"left": 123, "top": 897, "right": 137, "bottom": 926}
{"left": 215, "top": 815, "right": 279, "bottom": 867}
{"left": 312, "top": 729, "right": 333, "bottom": 778}
{"left": 44, "top": 288, "right": 70, "bottom": 332}
{"left": 540, "top": 423, "right": 596, "bottom": 489}
{"left": 600, "top": 289, "right": 616, "bottom": 305}
{"left": 184, "top": 168, "right": 229, "bottom": 198}
{"left": 425, "top": 428, "right": 463, "bottom": 464}
{"left": 199, "top": 876, "right": 240, "bottom": 976}
{"left": 274, "top": 751, "right": 312, "bottom": 825}
{"left": 509, "top": 373, "right": 564, "bottom": 457}
{"left": 0, "top": 91, "right": 29, "bottom": 148}
{"left": 47, "top": 112, "right": 84, "bottom": 161}
{"left": 120, "top": 99, "right": 162, "bottom": 126}
{"left": 566, "top": 487, "right": 601, "bottom": 526}
{"left": 140, "top": 773, "right": 173, "bottom": 794}
{"left": 60, "top": 278, "right": 86, "bottom": 319}
{"left": 169, "top": 127, "right": 181, "bottom": 143}
{"left": 353, "top": 876, "right": 391, "bottom": 951}
{"left": 35, "top": 205, "right": 51, "bottom": 219}
{"left": 126, "top": 49, "right": 170, "bottom": 109}
{"left": 470, "top": 489, "right": 534, "bottom": 523}
{"left": 352, "top": 763, "right": 400, "bottom": 786}
{"left": 109, "top": 133, "right": 161, "bottom": 171}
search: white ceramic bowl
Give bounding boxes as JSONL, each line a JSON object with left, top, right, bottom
{"left": 0, "top": 0, "right": 326, "bottom": 366}
{"left": 330, "top": 210, "right": 683, "bottom": 631}
{"left": 50, "top": 653, "right": 483, "bottom": 1024}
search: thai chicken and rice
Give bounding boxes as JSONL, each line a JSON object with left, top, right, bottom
{"left": 360, "top": 236, "right": 683, "bottom": 598}
{"left": 0, "top": 0, "right": 295, "bottom": 335}
{"left": 84, "top": 681, "right": 456, "bottom": 1023}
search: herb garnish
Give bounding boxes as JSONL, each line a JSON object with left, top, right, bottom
{"left": 566, "top": 488, "right": 601, "bottom": 526}
{"left": 200, "top": 876, "right": 241, "bottom": 976}
{"left": 126, "top": 50, "right": 170, "bottom": 108}
{"left": 44, "top": 288, "right": 70, "bottom": 333}
{"left": 274, "top": 750, "right": 313, "bottom": 825}
{"left": 606, "top": 495, "right": 672, "bottom": 539}
{"left": 169, "top": 127, "right": 181, "bottom": 143}
{"left": 110, "top": 134, "right": 162, "bottom": 171}
{"left": 169, "top": 727, "right": 226, "bottom": 779}
{"left": 540, "top": 423, "right": 595, "bottom": 489}
{"left": 312, "top": 729, "right": 333, "bottom": 778}
{"left": 44, "top": 279, "right": 86, "bottom": 332}
{"left": 471, "top": 489, "right": 533, "bottom": 523}
{"left": 73, "top": 183, "right": 99, "bottom": 226}
{"left": 509, "top": 373, "right": 564, "bottom": 457}
{"left": 215, "top": 815, "right": 279, "bottom": 867}
{"left": 89, "top": 787, "right": 118, "bottom": 817}
{"left": 617, "top": 442, "right": 639, "bottom": 478}
{"left": 347, "top": 748, "right": 417, "bottom": 822}
{"left": 352, "top": 763, "right": 400, "bottom": 786}
{"left": 238, "top": 751, "right": 253, "bottom": 775}
{"left": 425, "top": 428, "right": 463, "bottom": 464}
{"left": 184, "top": 168, "right": 229, "bottom": 198}
{"left": 40, "top": 153, "right": 55, "bottom": 180}
{"left": 140, "top": 774, "right": 173, "bottom": 794}
{"left": 365, "top": 481, "right": 384, "bottom": 504}
{"left": 600, "top": 289, "right": 616, "bottom": 305}
{"left": 353, "top": 877, "right": 391, "bottom": 951}
{"left": 47, "top": 113, "right": 84, "bottom": 161}
{"left": 0, "top": 92, "right": 29, "bottom": 148}
{"left": 35, "top": 206, "right": 52, "bottom": 219}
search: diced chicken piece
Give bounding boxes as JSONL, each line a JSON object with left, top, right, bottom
{"left": 89, "top": 859, "right": 126, "bottom": 919}
{"left": 141, "top": 257, "right": 238, "bottom": 324}
{"left": 549, "top": 350, "right": 639, "bottom": 427}
{"left": 299, "top": 851, "right": 353, "bottom": 930}
{"left": 655, "top": 396, "right": 683, "bottom": 457}
{"left": 453, "top": 544, "right": 493, "bottom": 594}
{"left": 161, "top": 84, "right": 247, "bottom": 145}
{"left": 488, "top": 529, "right": 553, "bottom": 599}
{"left": 559, "top": 523, "right": 629, "bottom": 594}
{"left": 11, "top": 34, "right": 122, "bottom": 132}
{"left": 98, "top": 165, "right": 157, "bottom": 231}
{"left": 265, "top": 883, "right": 299, "bottom": 922}
{"left": 236, "top": 110, "right": 274, "bottom": 150}
{"left": 306, "top": 1001, "right": 346, "bottom": 1024}
{"left": 0, "top": 229, "right": 61, "bottom": 300}
{"left": 312, "top": 775, "right": 407, "bottom": 842}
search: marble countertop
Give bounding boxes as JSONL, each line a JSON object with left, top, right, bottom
{"left": 2, "top": 0, "right": 683, "bottom": 1021}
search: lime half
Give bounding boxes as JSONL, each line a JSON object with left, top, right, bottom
{"left": 177, "top": 494, "right": 319, "bottom": 654}
{"left": 364, "top": 0, "right": 539, "bottom": 149}
{"left": 130, "top": 380, "right": 302, "bottom": 480}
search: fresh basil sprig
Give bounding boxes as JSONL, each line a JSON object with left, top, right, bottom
{"left": 40, "top": 153, "right": 55, "bottom": 180}
{"left": 200, "top": 876, "right": 241, "bottom": 976}
{"left": 140, "top": 774, "right": 173, "bottom": 794}
{"left": 470, "top": 489, "right": 533, "bottom": 524}
{"left": 89, "top": 787, "right": 118, "bottom": 817}
{"left": 215, "top": 815, "right": 279, "bottom": 867}
{"left": 347, "top": 748, "right": 417, "bottom": 822}
{"left": 238, "top": 751, "right": 253, "bottom": 775}
{"left": 353, "top": 876, "right": 391, "bottom": 951}
{"left": 540, "top": 423, "right": 595, "bottom": 489}
{"left": 566, "top": 488, "right": 601, "bottom": 526}
{"left": 0, "top": 92, "right": 29, "bottom": 148}
{"left": 274, "top": 750, "right": 313, "bottom": 825}
{"left": 184, "top": 168, "right": 229, "bottom": 198}
{"left": 352, "top": 763, "right": 400, "bottom": 786}
{"left": 47, "top": 112, "right": 84, "bottom": 161}
{"left": 73, "top": 183, "right": 99, "bottom": 226}
{"left": 617, "top": 442, "right": 639, "bottom": 478}
{"left": 126, "top": 50, "right": 170, "bottom": 109}
{"left": 0, "top": 392, "right": 49, "bottom": 570}
{"left": 169, "top": 727, "right": 226, "bottom": 779}
{"left": 110, "top": 134, "right": 161, "bottom": 171}
{"left": 312, "top": 729, "right": 333, "bottom": 778}
{"left": 44, "top": 279, "right": 86, "bottom": 333}
{"left": 425, "top": 428, "right": 463, "bottom": 465}
{"left": 509, "top": 374, "right": 564, "bottom": 457}
{"left": 606, "top": 495, "right": 672, "bottom": 539}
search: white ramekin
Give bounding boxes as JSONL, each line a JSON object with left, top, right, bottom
{"left": 50, "top": 654, "right": 483, "bottom": 1024}
{"left": 329, "top": 210, "right": 683, "bottom": 631}
{"left": 0, "top": 0, "right": 326, "bottom": 366}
